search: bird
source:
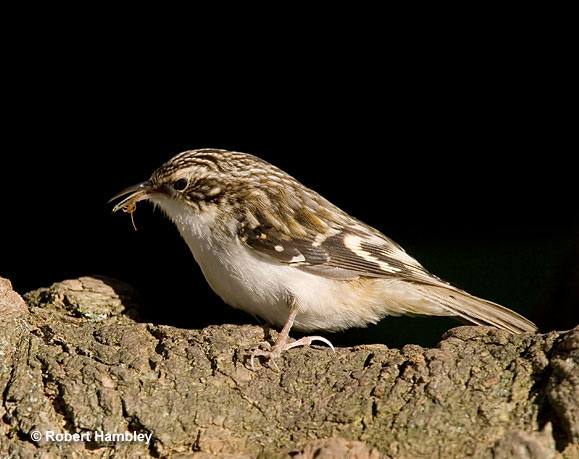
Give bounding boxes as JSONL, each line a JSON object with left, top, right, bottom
{"left": 110, "top": 148, "right": 537, "bottom": 368}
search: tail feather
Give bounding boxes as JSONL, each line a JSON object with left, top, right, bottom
{"left": 419, "top": 284, "right": 538, "bottom": 334}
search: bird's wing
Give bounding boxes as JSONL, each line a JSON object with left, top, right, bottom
{"left": 238, "top": 214, "right": 443, "bottom": 284}
{"left": 237, "top": 209, "right": 538, "bottom": 333}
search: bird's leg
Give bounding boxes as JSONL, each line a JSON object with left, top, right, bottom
{"left": 250, "top": 302, "right": 335, "bottom": 370}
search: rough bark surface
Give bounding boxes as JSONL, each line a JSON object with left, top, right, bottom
{"left": 0, "top": 275, "right": 577, "bottom": 458}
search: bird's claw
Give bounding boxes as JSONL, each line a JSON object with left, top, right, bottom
{"left": 249, "top": 336, "right": 335, "bottom": 371}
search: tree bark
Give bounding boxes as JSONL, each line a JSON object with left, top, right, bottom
{"left": 0, "top": 276, "right": 577, "bottom": 458}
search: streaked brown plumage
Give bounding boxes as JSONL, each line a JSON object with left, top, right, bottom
{"left": 111, "top": 149, "right": 537, "bottom": 368}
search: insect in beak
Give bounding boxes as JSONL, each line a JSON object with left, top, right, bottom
{"left": 109, "top": 181, "right": 155, "bottom": 230}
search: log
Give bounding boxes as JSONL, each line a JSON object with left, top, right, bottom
{"left": 0, "top": 276, "right": 577, "bottom": 458}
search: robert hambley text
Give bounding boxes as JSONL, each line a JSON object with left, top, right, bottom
{"left": 43, "top": 430, "right": 152, "bottom": 444}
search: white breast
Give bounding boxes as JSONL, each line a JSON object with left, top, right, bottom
{"left": 150, "top": 196, "right": 387, "bottom": 332}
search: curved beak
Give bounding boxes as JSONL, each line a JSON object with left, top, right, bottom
{"left": 109, "top": 181, "right": 156, "bottom": 213}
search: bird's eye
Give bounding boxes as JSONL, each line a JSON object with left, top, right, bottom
{"left": 172, "top": 178, "right": 189, "bottom": 191}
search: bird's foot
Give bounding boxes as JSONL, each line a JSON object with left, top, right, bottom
{"left": 249, "top": 335, "right": 335, "bottom": 371}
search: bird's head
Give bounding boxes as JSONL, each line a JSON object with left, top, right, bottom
{"left": 110, "top": 148, "right": 343, "bottom": 241}
{"left": 110, "top": 149, "right": 250, "bottom": 223}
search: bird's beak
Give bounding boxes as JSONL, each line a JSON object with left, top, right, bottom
{"left": 109, "top": 181, "right": 156, "bottom": 213}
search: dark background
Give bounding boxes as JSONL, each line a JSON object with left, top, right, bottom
{"left": 2, "top": 16, "right": 577, "bottom": 347}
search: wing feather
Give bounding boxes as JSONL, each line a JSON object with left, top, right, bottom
{"left": 238, "top": 213, "right": 446, "bottom": 286}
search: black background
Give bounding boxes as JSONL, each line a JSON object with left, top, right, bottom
{"left": 2, "top": 17, "right": 577, "bottom": 347}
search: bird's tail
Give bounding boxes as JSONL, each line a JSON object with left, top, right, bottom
{"left": 418, "top": 284, "right": 538, "bottom": 334}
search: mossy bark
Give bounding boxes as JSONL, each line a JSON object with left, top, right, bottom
{"left": 1, "top": 276, "right": 577, "bottom": 458}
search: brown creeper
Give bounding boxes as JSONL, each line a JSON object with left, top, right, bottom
{"left": 111, "top": 149, "right": 537, "bottom": 368}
